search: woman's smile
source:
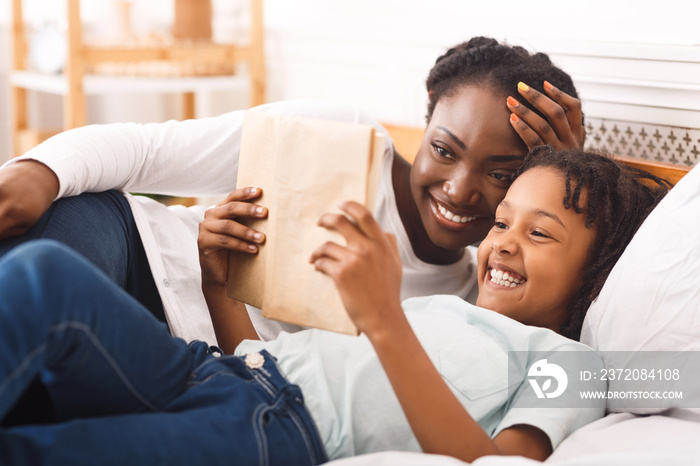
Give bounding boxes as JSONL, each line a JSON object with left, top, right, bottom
{"left": 408, "top": 84, "right": 527, "bottom": 255}
{"left": 428, "top": 193, "right": 490, "bottom": 231}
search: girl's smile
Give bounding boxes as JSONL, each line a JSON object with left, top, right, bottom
{"left": 476, "top": 166, "right": 597, "bottom": 333}
{"left": 485, "top": 262, "right": 527, "bottom": 288}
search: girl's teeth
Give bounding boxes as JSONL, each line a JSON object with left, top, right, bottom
{"left": 489, "top": 269, "right": 524, "bottom": 287}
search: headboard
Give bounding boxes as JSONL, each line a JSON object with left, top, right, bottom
{"left": 381, "top": 123, "right": 691, "bottom": 186}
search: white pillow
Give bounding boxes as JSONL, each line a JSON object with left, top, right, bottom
{"left": 581, "top": 163, "right": 700, "bottom": 414}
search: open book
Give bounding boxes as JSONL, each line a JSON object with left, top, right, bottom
{"left": 227, "top": 111, "right": 385, "bottom": 335}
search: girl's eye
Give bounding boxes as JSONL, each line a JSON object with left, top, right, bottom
{"left": 494, "top": 221, "right": 508, "bottom": 230}
{"left": 531, "top": 230, "right": 551, "bottom": 239}
{"left": 430, "top": 143, "right": 455, "bottom": 161}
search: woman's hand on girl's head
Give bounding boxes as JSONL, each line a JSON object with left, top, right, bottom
{"left": 197, "top": 187, "right": 268, "bottom": 288}
{"left": 310, "top": 201, "right": 403, "bottom": 337}
{"left": 506, "top": 81, "right": 586, "bottom": 151}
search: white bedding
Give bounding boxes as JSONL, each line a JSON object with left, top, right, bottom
{"left": 326, "top": 411, "right": 700, "bottom": 465}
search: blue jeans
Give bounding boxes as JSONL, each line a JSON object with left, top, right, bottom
{"left": 0, "top": 241, "right": 327, "bottom": 465}
{"left": 0, "top": 191, "right": 167, "bottom": 426}
{"left": 0, "top": 191, "right": 165, "bottom": 324}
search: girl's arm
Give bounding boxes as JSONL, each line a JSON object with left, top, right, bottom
{"left": 201, "top": 281, "right": 258, "bottom": 354}
{"left": 198, "top": 187, "right": 268, "bottom": 353}
{"left": 310, "top": 201, "right": 552, "bottom": 463}
{"left": 364, "top": 306, "right": 551, "bottom": 461}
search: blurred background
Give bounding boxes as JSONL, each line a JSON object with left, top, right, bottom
{"left": 1, "top": 0, "right": 699, "bottom": 165}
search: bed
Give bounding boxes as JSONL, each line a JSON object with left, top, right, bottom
{"left": 324, "top": 125, "right": 699, "bottom": 466}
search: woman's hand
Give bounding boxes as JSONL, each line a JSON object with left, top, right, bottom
{"left": 197, "top": 187, "right": 268, "bottom": 288}
{"left": 309, "top": 201, "right": 403, "bottom": 337}
{"left": 506, "top": 81, "right": 586, "bottom": 151}
{"left": 0, "top": 161, "right": 59, "bottom": 239}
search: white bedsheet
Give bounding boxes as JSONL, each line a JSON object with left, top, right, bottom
{"left": 326, "top": 412, "right": 700, "bottom": 465}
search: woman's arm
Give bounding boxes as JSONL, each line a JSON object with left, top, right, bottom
{"left": 7, "top": 113, "right": 246, "bottom": 199}
{"left": 0, "top": 114, "right": 244, "bottom": 239}
{"left": 310, "top": 201, "right": 551, "bottom": 462}
{"left": 4, "top": 100, "right": 390, "bottom": 201}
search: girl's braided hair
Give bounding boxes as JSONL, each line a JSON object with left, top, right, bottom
{"left": 426, "top": 36, "right": 578, "bottom": 123}
{"left": 516, "top": 146, "right": 671, "bottom": 340}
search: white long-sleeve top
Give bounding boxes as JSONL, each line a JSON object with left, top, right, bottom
{"left": 6, "top": 100, "right": 478, "bottom": 343}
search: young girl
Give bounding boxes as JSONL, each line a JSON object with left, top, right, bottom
{"left": 0, "top": 148, "right": 668, "bottom": 464}
{"left": 0, "top": 37, "right": 585, "bottom": 343}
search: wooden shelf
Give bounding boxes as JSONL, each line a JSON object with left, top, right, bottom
{"left": 9, "top": 0, "right": 265, "bottom": 157}
{"left": 10, "top": 70, "right": 248, "bottom": 96}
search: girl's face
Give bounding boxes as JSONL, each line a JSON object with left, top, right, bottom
{"left": 410, "top": 84, "right": 528, "bottom": 250}
{"left": 475, "top": 167, "right": 596, "bottom": 332}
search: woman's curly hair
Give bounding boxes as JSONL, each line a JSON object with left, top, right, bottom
{"left": 425, "top": 36, "right": 577, "bottom": 123}
{"left": 516, "top": 146, "right": 671, "bottom": 340}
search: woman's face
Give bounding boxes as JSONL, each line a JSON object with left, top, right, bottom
{"left": 475, "top": 167, "right": 596, "bottom": 332}
{"left": 410, "top": 84, "right": 528, "bottom": 250}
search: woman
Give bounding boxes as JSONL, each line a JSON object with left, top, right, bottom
{"left": 0, "top": 148, "right": 668, "bottom": 464}
{"left": 0, "top": 37, "right": 585, "bottom": 343}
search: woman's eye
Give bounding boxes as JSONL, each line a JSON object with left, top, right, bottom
{"left": 489, "top": 171, "right": 515, "bottom": 183}
{"left": 430, "top": 143, "right": 455, "bottom": 161}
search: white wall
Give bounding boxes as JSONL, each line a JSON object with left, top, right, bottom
{"left": 261, "top": 0, "right": 700, "bottom": 128}
{"left": 1, "top": 0, "right": 699, "bottom": 162}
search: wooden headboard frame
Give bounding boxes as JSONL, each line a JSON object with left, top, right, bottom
{"left": 381, "top": 123, "right": 691, "bottom": 186}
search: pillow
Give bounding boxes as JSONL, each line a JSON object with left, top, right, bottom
{"left": 581, "top": 163, "right": 700, "bottom": 414}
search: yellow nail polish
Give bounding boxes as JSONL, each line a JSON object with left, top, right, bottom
{"left": 517, "top": 82, "right": 529, "bottom": 92}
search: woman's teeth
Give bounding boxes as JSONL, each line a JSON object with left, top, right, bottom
{"left": 437, "top": 204, "right": 476, "bottom": 224}
{"left": 490, "top": 269, "right": 524, "bottom": 287}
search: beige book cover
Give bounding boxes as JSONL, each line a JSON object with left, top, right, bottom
{"left": 227, "top": 111, "right": 385, "bottom": 335}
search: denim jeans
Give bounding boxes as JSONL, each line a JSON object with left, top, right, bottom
{"left": 0, "top": 191, "right": 165, "bottom": 324}
{"left": 0, "top": 241, "right": 327, "bottom": 465}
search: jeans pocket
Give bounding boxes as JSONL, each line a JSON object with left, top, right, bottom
{"left": 252, "top": 401, "right": 321, "bottom": 466}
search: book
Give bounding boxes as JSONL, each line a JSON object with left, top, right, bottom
{"left": 227, "top": 111, "right": 385, "bottom": 335}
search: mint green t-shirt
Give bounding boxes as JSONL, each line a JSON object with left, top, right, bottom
{"left": 235, "top": 295, "right": 605, "bottom": 460}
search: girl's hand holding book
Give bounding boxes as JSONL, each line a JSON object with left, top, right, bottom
{"left": 310, "top": 201, "right": 403, "bottom": 338}
{"left": 198, "top": 186, "right": 268, "bottom": 288}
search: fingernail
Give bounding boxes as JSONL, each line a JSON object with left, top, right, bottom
{"left": 510, "top": 113, "right": 520, "bottom": 123}
{"left": 543, "top": 81, "right": 554, "bottom": 91}
{"left": 253, "top": 232, "right": 262, "bottom": 241}
{"left": 255, "top": 206, "right": 265, "bottom": 215}
{"left": 517, "top": 82, "right": 529, "bottom": 92}
{"left": 250, "top": 187, "right": 259, "bottom": 193}
{"left": 507, "top": 96, "right": 519, "bottom": 107}
{"left": 248, "top": 244, "right": 258, "bottom": 252}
